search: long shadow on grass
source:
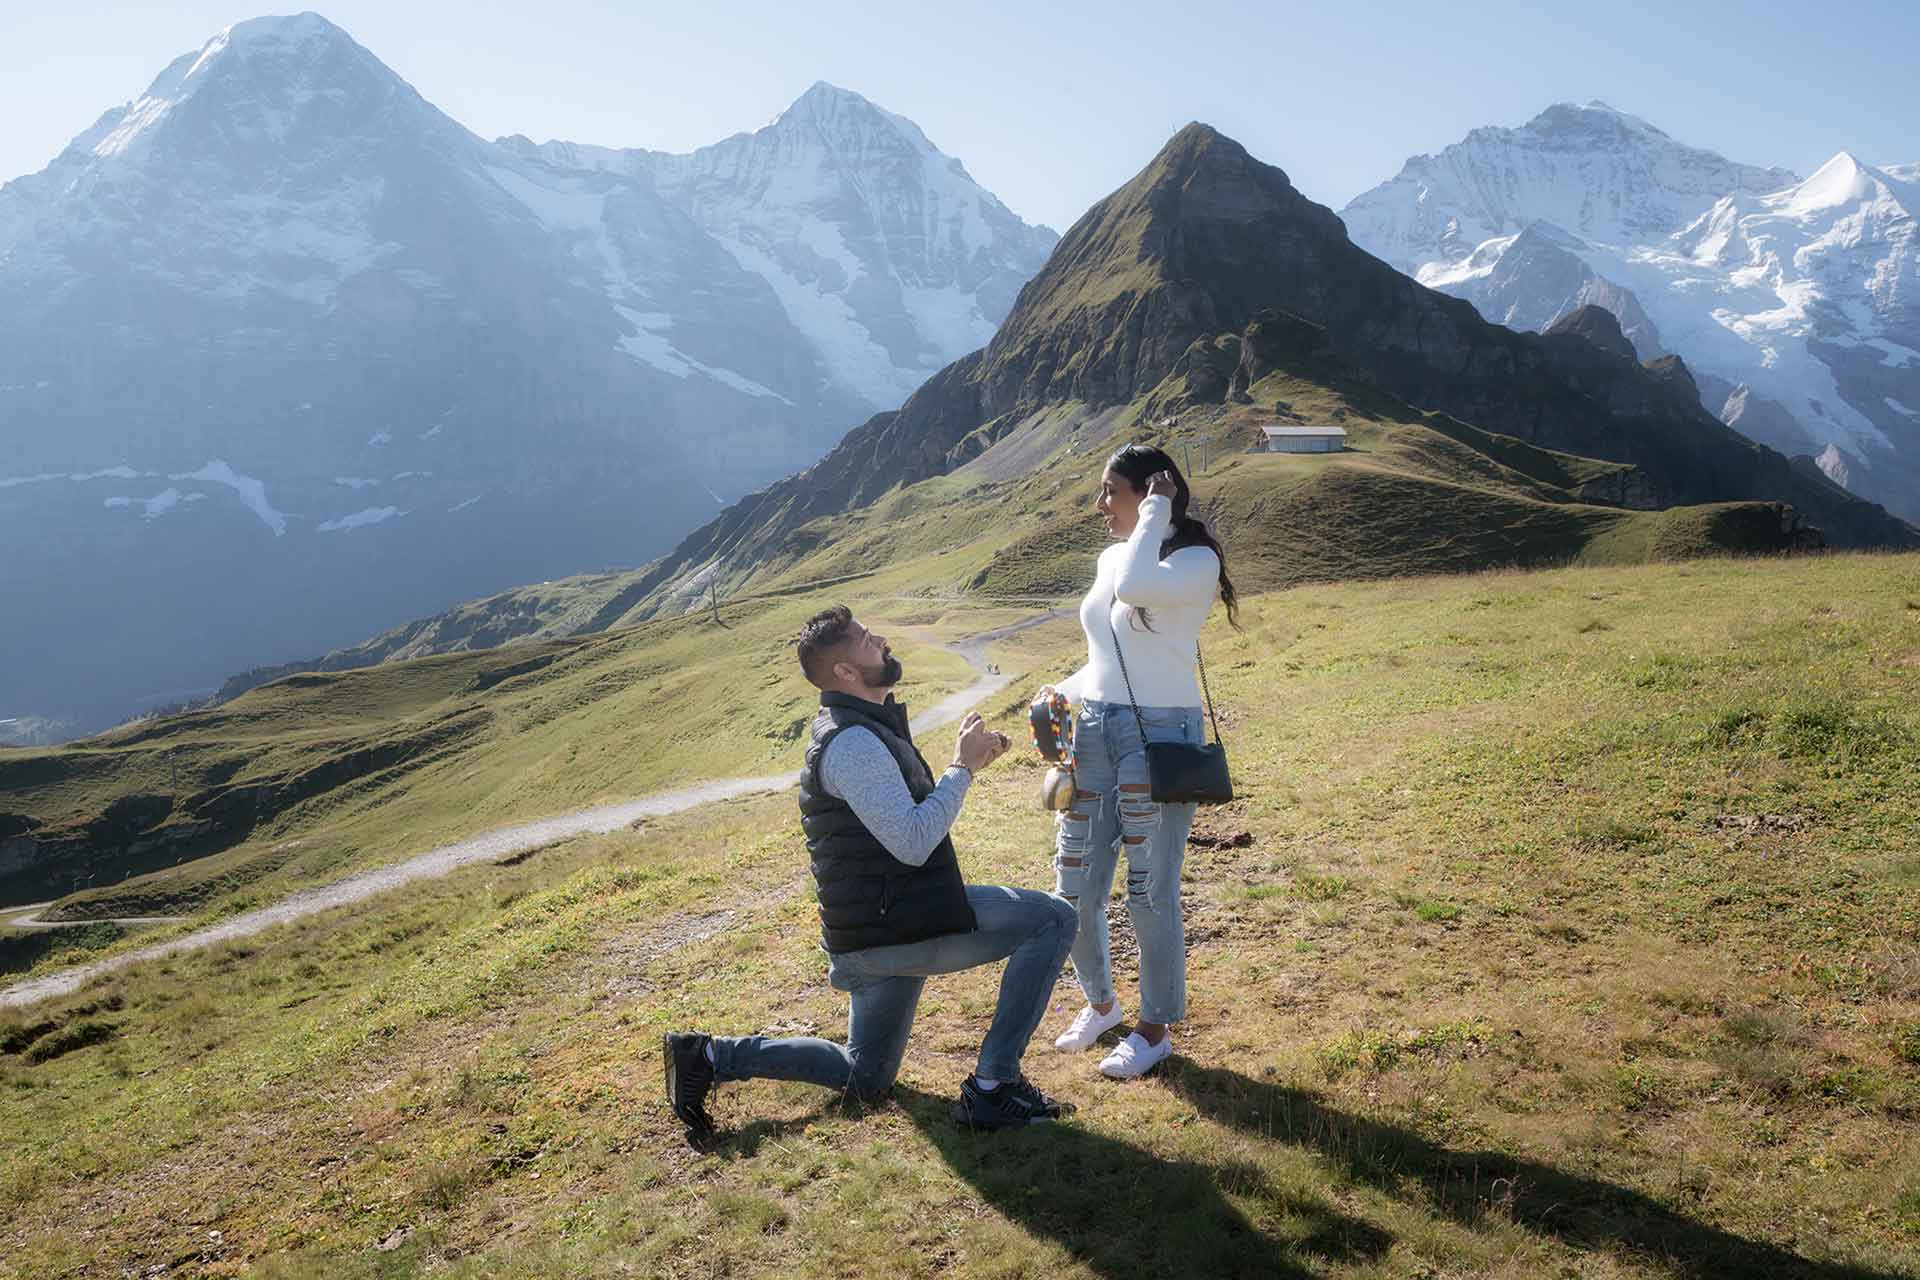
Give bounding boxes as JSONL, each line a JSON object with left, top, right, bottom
{"left": 894, "top": 1085, "right": 1391, "bottom": 1278}
{"left": 1166, "top": 1063, "right": 1901, "bottom": 1280}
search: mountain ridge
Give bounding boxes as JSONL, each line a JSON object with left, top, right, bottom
{"left": 355, "top": 121, "right": 1911, "bottom": 656}
{"left": 644, "top": 121, "right": 1913, "bottom": 584}
{"left": 0, "top": 14, "right": 1055, "bottom": 738}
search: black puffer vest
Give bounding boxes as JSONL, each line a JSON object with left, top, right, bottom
{"left": 798, "top": 691, "right": 977, "bottom": 954}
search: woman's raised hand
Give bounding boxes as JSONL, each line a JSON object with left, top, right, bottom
{"left": 1146, "top": 470, "right": 1177, "bottom": 498}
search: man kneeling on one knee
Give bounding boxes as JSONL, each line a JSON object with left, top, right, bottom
{"left": 665, "top": 606, "right": 1079, "bottom": 1136}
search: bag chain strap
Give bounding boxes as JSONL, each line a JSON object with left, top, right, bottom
{"left": 1107, "top": 591, "right": 1223, "bottom": 747}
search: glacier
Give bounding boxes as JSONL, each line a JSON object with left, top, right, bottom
{"left": 1345, "top": 103, "right": 1920, "bottom": 519}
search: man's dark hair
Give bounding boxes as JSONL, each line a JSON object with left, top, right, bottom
{"left": 796, "top": 605, "right": 856, "bottom": 688}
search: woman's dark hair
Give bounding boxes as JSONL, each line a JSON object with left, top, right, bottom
{"left": 1105, "top": 444, "right": 1240, "bottom": 629}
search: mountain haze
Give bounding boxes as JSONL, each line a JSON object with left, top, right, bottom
{"left": 0, "top": 14, "right": 1054, "bottom": 738}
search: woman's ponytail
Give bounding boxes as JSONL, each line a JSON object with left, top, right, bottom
{"left": 1166, "top": 513, "right": 1240, "bottom": 629}
{"left": 1106, "top": 444, "right": 1241, "bottom": 631}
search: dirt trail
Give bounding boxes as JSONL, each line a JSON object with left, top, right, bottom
{"left": 1, "top": 903, "right": 186, "bottom": 930}
{"left": 0, "top": 611, "right": 1067, "bottom": 1011}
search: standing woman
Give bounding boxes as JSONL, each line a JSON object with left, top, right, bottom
{"left": 1034, "top": 444, "right": 1237, "bottom": 1078}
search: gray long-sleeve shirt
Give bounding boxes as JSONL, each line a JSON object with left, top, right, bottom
{"left": 819, "top": 726, "right": 972, "bottom": 867}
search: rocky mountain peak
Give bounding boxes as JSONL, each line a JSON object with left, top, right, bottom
{"left": 1544, "top": 304, "right": 1636, "bottom": 361}
{"left": 762, "top": 79, "right": 938, "bottom": 162}
{"left": 1343, "top": 103, "right": 1799, "bottom": 276}
{"left": 61, "top": 11, "right": 446, "bottom": 173}
{"left": 976, "top": 121, "right": 1347, "bottom": 411}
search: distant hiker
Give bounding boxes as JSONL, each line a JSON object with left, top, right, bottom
{"left": 1034, "top": 445, "right": 1238, "bottom": 1078}
{"left": 665, "top": 606, "right": 1078, "bottom": 1138}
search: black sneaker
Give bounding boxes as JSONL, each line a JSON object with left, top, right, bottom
{"left": 950, "top": 1074, "right": 1071, "bottom": 1130}
{"left": 663, "top": 1032, "right": 716, "bottom": 1139}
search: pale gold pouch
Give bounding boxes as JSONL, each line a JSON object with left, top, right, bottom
{"left": 1040, "top": 765, "right": 1076, "bottom": 811}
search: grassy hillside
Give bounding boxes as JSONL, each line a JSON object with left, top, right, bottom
{"left": 0, "top": 589, "right": 981, "bottom": 926}
{"left": 4, "top": 552, "right": 1918, "bottom": 1277}
{"left": 1, "top": 349, "right": 1842, "bottom": 935}
{"left": 637, "top": 368, "right": 1810, "bottom": 614}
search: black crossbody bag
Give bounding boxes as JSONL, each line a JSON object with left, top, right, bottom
{"left": 1108, "top": 614, "right": 1233, "bottom": 805}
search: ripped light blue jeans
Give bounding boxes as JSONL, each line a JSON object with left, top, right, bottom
{"left": 1053, "top": 698, "right": 1201, "bottom": 1025}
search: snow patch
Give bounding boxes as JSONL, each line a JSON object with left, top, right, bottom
{"left": 1, "top": 466, "right": 149, "bottom": 489}
{"left": 334, "top": 476, "right": 380, "bottom": 489}
{"left": 317, "top": 506, "right": 403, "bottom": 533}
{"left": 104, "top": 488, "right": 184, "bottom": 519}
{"left": 1887, "top": 397, "right": 1919, "bottom": 419}
{"left": 1816, "top": 443, "right": 1852, "bottom": 486}
{"left": 614, "top": 307, "right": 791, "bottom": 401}
{"left": 447, "top": 493, "right": 484, "bottom": 513}
{"left": 900, "top": 283, "right": 995, "bottom": 367}
{"left": 710, "top": 235, "right": 919, "bottom": 406}
{"left": 393, "top": 268, "right": 444, "bottom": 292}
{"left": 169, "top": 459, "right": 287, "bottom": 535}
{"left": 367, "top": 431, "right": 392, "bottom": 446}
{"left": 485, "top": 164, "right": 609, "bottom": 232}
{"left": 1865, "top": 339, "right": 1917, "bottom": 368}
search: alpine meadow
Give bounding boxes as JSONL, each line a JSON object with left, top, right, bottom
{"left": 3, "top": 10, "right": 1919, "bottom": 1280}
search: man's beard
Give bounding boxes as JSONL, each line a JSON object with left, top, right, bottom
{"left": 858, "top": 652, "right": 904, "bottom": 688}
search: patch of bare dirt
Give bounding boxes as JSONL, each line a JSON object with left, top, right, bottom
{"left": 1081, "top": 900, "right": 1235, "bottom": 974}
{"left": 1708, "top": 812, "right": 1816, "bottom": 838}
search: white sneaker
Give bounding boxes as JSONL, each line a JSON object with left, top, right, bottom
{"left": 1053, "top": 1003, "right": 1126, "bottom": 1052}
{"left": 1098, "top": 1031, "right": 1172, "bottom": 1079}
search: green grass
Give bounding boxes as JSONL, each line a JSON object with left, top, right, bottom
{"left": 3, "top": 551, "right": 1919, "bottom": 1277}
{"left": 0, "top": 593, "right": 982, "bottom": 930}
{"left": 8, "top": 330, "right": 1828, "bottom": 936}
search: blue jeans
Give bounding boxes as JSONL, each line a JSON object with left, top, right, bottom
{"left": 709, "top": 884, "right": 1076, "bottom": 1096}
{"left": 1053, "top": 699, "right": 1202, "bottom": 1025}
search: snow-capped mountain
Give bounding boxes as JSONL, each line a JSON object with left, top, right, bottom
{"left": 1417, "top": 222, "right": 1666, "bottom": 359}
{"left": 1343, "top": 102, "right": 1797, "bottom": 272}
{"left": 0, "top": 14, "right": 1054, "bottom": 737}
{"left": 503, "top": 82, "right": 1057, "bottom": 409}
{"left": 1343, "top": 103, "right": 1919, "bottom": 520}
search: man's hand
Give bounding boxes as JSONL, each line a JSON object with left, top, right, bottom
{"left": 953, "top": 711, "right": 1009, "bottom": 773}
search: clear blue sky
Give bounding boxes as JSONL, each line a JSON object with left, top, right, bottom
{"left": 4, "top": 1, "right": 1915, "bottom": 231}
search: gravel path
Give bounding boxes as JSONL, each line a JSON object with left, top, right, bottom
{"left": 1, "top": 904, "right": 187, "bottom": 930}
{"left": 0, "top": 611, "right": 1065, "bottom": 1010}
